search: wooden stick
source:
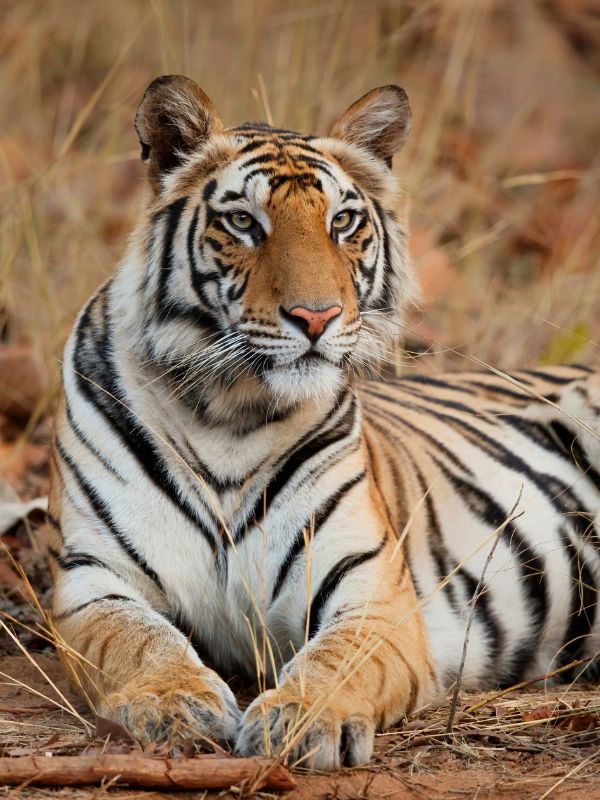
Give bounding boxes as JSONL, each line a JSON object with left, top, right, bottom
{"left": 0, "top": 754, "right": 296, "bottom": 791}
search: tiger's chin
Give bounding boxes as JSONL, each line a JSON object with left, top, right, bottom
{"left": 263, "top": 356, "right": 346, "bottom": 408}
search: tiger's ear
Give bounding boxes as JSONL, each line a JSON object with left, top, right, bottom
{"left": 134, "top": 75, "right": 223, "bottom": 186}
{"left": 329, "top": 86, "right": 411, "bottom": 167}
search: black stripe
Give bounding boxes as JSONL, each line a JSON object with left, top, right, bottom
{"left": 392, "top": 382, "right": 499, "bottom": 422}
{"left": 48, "top": 546, "right": 112, "bottom": 573}
{"left": 64, "top": 398, "right": 126, "bottom": 483}
{"left": 436, "top": 408, "right": 598, "bottom": 542}
{"left": 47, "top": 513, "right": 62, "bottom": 533}
{"left": 271, "top": 471, "right": 366, "bottom": 602}
{"left": 268, "top": 172, "right": 323, "bottom": 191}
{"left": 571, "top": 363, "right": 594, "bottom": 373}
{"left": 158, "top": 301, "right": 221, "bottom": 330}
{"left": 55, "top": 594, "right": 136, "bottom": 621}
{"left": 242, "top": 167, "right": 276, "bottom": 189}
{"left": 204, "top": 236, "right": 222, "bottom": 252}
{"left": 454, "top": 566, "right": 504, "bottom": 684}
{"left": 409, "top": 458, "right": 460, "bottom": 614}
{"left": 56, "top": 438, "right": 164, "bottom": 592}
{"left": 234, "top": 394, "right": 355, "bottom": 542}
{"left": 501, "top": 415, "right": 564, "bottom": 452}
{"left": 164, "top": 431, "right": 250, "bottom": 493}
{"left": 307, "top": 534, "right": 387, "bottom": 639}
{"left": 549, "top": 421, "right": 600, "bottom": 492}
{"left": 156, "top": 197, "right": 188, "bottom": 318}
{"left": 292, "top": 156, "right": 339, "bottom": 184}
{"left": 519, "top": 369, "right": 581, "bottom": 385}
{"left": 405, "top": 452, "right": 506, "bottom": 682}
{"left": 219, "top": 189, "right": 245, "bottom": 203}
{"left": 370, "top": 200, "right": 392, "bottom": 309}
{"left": 463, "top": 380, "right": 531, "bottom": 403}
{"left": 187, "top": 205, "right": 220, "bottom": 318}
{"left": 284, "top": 141, "right": 328, "bottom": 156}
{"left": 203, "top": 179, "right": 217, "bottom": 201}
{"left": 557, "top": 525, "right": 597, "bottom": 679}
{"left": 435, "top": 459, "right": 548, "bottom": 683}
{"left": 236, "top": 139, "right": 268, "bottom": 155}
{"left": 241, "top": 152, "right": 278, "bottom": 169}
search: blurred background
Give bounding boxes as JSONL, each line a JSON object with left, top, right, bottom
{"left": 1, "top": 0, "right": 599, "bottom": 428}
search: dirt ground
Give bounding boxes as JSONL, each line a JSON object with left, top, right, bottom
{"left": 1, "top": 647, "right": 600, "bottom": 799}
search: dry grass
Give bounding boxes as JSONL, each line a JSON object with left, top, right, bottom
{"left": 2, "top": 1, "right": 600, "bottom": 797}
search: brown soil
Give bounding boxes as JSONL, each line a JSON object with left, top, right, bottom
{"left": 1, "top": 652, "right": 600, "bottom": 799}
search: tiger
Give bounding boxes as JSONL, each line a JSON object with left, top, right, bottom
{"left": 48, "top": 74, "right": 600, "bottom": 772}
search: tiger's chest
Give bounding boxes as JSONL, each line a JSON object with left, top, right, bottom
{"left": 154, "top": 492, "right": 311, "bottom": 679}
{"left": 138, "top": 422, "right": 335, "bottom": 677}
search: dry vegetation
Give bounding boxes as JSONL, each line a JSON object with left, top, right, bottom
{"left": 1, "top": 0, "right": 600, "bottom": 797}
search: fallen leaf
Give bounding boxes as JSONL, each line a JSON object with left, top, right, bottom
{"left": 402, "top": 720, "right": 430, "bottom": 732}
{"left": 562, "top": 713, "right": 598, "bottom": 732}
{"left": 94, "top": 714, "right": 135, "bottom": 745}
{"left": 522, "top": 704, "right": 556, "bottom": 723}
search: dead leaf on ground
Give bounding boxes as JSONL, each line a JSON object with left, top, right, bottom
{"left": 522, "top": 700, "right": 599, "bottom": 732}
{"left": 94, "top": 714, "right": 136, "bottom": 745}
{"left": 523, "top": 703, "right": 557, "bottom": 723}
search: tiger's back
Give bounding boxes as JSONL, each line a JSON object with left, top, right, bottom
{"left": 362, "top": 364, "right": 600, "bottom": 687}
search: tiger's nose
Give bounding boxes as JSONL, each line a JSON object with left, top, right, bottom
{"left": 283, "top": 305, "right": 342, "bottom": 342}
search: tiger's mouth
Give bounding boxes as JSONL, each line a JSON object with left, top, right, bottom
{"left": 257, "top": 349, "right": 342, "bottom": 377}
{"left": 294, "top": 351, "right": 331, "bottom": 365}
{"left": 258, "top": 350, "right": 346, "bottom": 406}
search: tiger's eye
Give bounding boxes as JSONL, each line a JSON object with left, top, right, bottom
{"left": 332, "top": 210, "right": 355, "bottom": 232}
{"left": 228, "top": 211, "right": 254, "bottom": 231}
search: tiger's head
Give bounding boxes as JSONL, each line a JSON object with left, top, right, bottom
{"left": 128, "top": 75, "right": 416, "bottom": 421}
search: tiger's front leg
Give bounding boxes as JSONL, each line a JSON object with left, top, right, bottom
{"left": 236, "top": 494, "right": 438, "bottom": 770}
{"left": 53, "top": 586, "right": 241, "bottom": 746}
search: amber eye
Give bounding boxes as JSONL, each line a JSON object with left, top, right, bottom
{"left": 331, "top": 209, "right": 356, "bottom": 233}
{"left": 228, "top": 211, "right": 254, "bottom": 231}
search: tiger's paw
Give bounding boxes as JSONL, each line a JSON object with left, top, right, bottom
{"left": 99, "top": 662, "right": 240, "bottom": 747}
{"left": 235, "top": 688, "right": 374, "bottom": 771}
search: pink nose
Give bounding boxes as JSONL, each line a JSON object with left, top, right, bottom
{"left": 288, "top": 305, "right": 342, "bottom": 340}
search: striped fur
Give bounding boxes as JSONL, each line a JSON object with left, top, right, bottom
{"left": 49, "top": 76, "right": 600, "bottom": 770}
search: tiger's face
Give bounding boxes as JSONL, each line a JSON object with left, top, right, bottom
{"left": 133, "top": 76, "right": 416, "bottom": 417}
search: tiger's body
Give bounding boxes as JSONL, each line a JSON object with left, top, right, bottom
{"left": 49, "top": 76, "right": 600, "bottom": 770}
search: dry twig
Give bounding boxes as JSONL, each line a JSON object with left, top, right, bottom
{"left": 0, "top": 753, "right": 295, "bottom": 791}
